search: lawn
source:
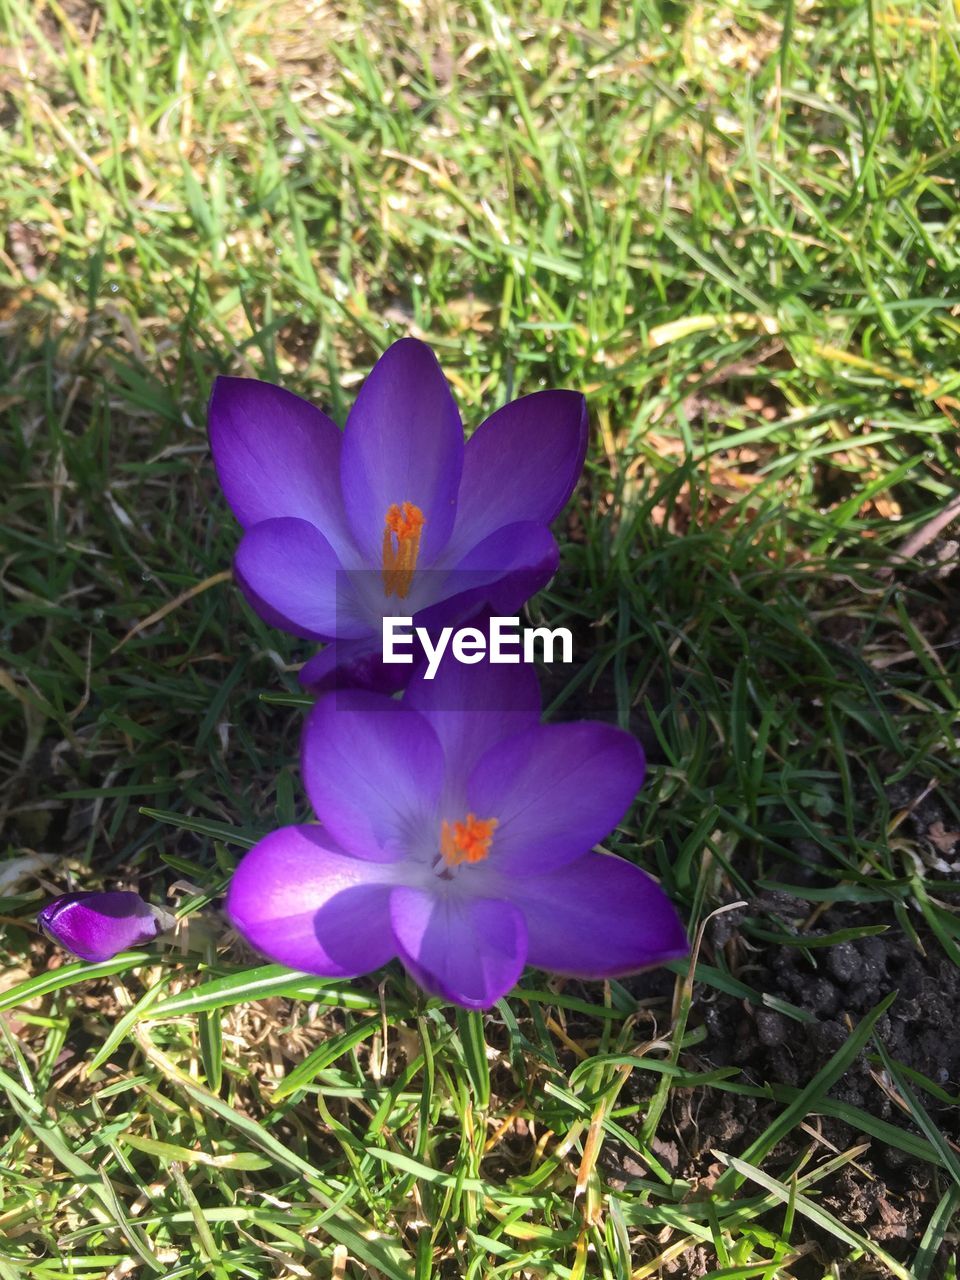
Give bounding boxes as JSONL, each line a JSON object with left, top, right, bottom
{"left": 3, "top": 0, "right": 960, "bottom": 1275}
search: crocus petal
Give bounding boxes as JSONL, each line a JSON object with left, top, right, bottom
{"left": 299, "top": 636, "right": 412, "bottom": 695}
{"left": 234, "top": 563, "right": 323, "bottom": 642}
{"left": 302, "top": 692, "right": 444, "bottom": 861}
{"left": 501, "top": 853, "right": 688, "bottom": 978}
{"left": 467, "top": 722, "right": 645, "bottom": 873}
{"left": 340, "top": 339, "right": 463, "bottom": 567}
{"left": 390, "top": 886, "right": 526, "bottom": 1009}
{"left": 38, "top": 891, "right": 170, "bottom": 962}
{"left": 404, "top": 653, "right": 541, "bottom": 798}
{"left": 445, "top": 390, "right": 587, "bottom": 561}
{"left": 418, "top": 522, "right": 559, "bottom": 631}
{"left": 234, "top": 517, "right": 369, "bottom": 640}
{"left": 208, "top": 377, "right": 353, "bottom": 559}
{"left": 227, "top": 826, "right": 397, "bottom": 975}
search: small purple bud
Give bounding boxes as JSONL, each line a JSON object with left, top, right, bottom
{"left": 37, "top": 891, "right": 174, "bottom": 962}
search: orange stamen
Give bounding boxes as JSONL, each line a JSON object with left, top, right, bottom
{"left": 382, "top": 502, "right": 425, "bottom": 598}
{"left": 440, "top": 813, "right": 499, "bottom": 867}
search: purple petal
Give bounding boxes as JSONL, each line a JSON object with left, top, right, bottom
{"left": 38, "top": 891, "right": 168, "bottom": 962}
{"left": 466, "top": 722, "right": 645, "bottom": 873}
{"left": 299, "top": 636, "right": 413, "bottom": 695}
{"left": 390, "top": 886, "right": 526, "bottom": 1008}
{"left": 208, "top": 377, "right": 353, "bottom": 559}
{"left": 227, "top": 826, "right": 396, "bottom": 975}
{"left": 418, "top": 522, "right": 559, "bottom": 631}
{"left": 301, "top": 692, "right": 444, "bottom": 861}
{"left": 234, "top": 561, "right": 324, "bottom": 642}
{"left": 503, "top": 853, "right": 688, "bottom": 977}
{"left": 340, "top": 339, "right": 463, "bottom": 568}
{"left": 403, "top": 654, "right": 541, "bottom": 798}
{"left": 234, "top": 517, "right": 369, "bottom": 641}
{"left": 445, "top": 390, "right": 587, "bottom": 561}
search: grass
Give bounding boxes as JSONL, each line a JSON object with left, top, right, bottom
{"left": 2, "top": 0, "right": 960, "bottom": 1274}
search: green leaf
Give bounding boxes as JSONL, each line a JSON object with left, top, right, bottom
{"left": 121, "top": 1133, "right": 271, "bottom": 1170}
{"left": 873, "top": 1040, "right": 960, "bottom": 1192}
{"left": 139, "top": 806, "right": 260, "bottom": 847}
{"left": 144, "top": 964, "right": 382, "bottom": 1018}
{"left": 913, "top": 1184, "right": 960, "bottom": 1280}
{"left": 456, "top": 1009, "right": 491, "bottom": 1109}
{"left": 272, "top": 1016, "right": 383, "bottom": 1100}
{"left": 722, "top": 1155, "right": 912, "bottom": 1280}
{"left": 0, "top": 953, "right": 155, "bottom": 1013}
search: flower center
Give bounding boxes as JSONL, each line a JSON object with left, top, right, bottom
{"left": 382, "top": 502, "right": 425, "bottom": 599}
{"left": 440, "top": 813, "right": 498, "bottom": 867}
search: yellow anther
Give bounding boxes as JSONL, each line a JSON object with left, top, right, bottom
{"left": 440, "top": 813, "right": 498, "bottom": 867}
{"left": 382, "top": 502, "right": 425, "bottom": 598}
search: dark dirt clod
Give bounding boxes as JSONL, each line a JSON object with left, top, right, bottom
{"left": 825, "top": 941, "right": 863, "bottom": 985}
{"left": 754, "top": 1008, "right": 789, "bottom": 1047}
{"left": 615, "top": 905, "right": 960, "bottom": 1273}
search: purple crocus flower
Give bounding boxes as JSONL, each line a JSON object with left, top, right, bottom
{"left": 208, "top": 339, "right": 587, "bottom": 692}
{"left": 227, "top": 660, "right": 688, "bottom": 1008}
{"left": 38, "top": 892, "right": 174, "bottom": 962}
